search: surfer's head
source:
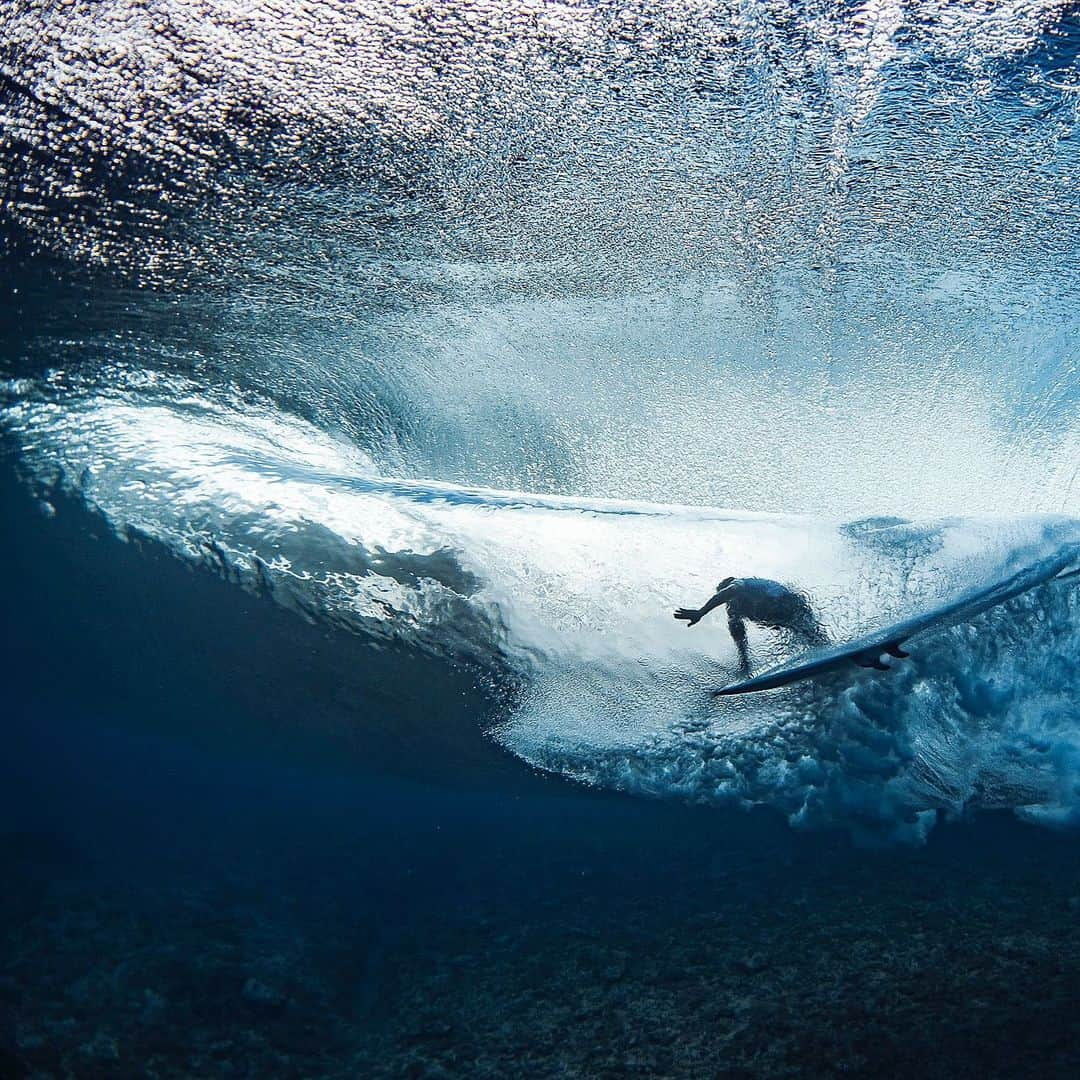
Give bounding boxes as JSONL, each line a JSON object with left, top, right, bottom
{"left": 716, "top": 576, "right": 736, "bottom": 591}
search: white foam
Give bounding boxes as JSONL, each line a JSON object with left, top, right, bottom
{"left": 6, "top": 386, "right": 1080, "bottom": 839}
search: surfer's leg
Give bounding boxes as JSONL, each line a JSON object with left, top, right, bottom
{"left": 727, "top": 612, "right": 751, "bottom": 676}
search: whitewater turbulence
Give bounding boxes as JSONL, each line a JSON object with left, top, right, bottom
{"left": 6, "top": 375, "right": 1080, "bottom": 842}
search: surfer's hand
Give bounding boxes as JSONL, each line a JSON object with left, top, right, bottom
{"left": 674, "top": 607, "right": 701, "bottom": 627}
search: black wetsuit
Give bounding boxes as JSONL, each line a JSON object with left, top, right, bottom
{"left": 675, "top": 577, "right": 827, "bottom": 676}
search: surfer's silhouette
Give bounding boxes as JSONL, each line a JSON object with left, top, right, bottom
{"left": 674, "top": 577, "right": 828, "bottom": 677}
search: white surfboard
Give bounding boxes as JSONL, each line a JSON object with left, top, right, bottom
{"left": 714, "top": 546, "right": 1080, "bottom": 696}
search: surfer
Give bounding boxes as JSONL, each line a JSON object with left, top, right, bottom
{"left": 674, "top": 577, "right": 828, "bottom": 677}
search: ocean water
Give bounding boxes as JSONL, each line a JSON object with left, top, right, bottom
{"left": 3, "top": 1, "right": 1080, "bottom": 1076}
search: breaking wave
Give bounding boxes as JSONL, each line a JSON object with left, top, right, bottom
{"left": 5, "top": 375, "right": 1080, "bottom": 842}
{"left": 3, "top": 0, "right": 1080, "bottom": 839}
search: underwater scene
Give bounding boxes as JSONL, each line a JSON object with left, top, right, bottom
{"left": 3, "top": 0, "right": 1080, "bottom": 1076}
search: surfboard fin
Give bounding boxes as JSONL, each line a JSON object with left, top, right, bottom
{"left": 853, "top": 651, "right": 891, "bottom": 670}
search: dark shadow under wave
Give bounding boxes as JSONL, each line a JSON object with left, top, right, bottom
{"left": 0, "top": 461, "right": 537, "bottom": 791}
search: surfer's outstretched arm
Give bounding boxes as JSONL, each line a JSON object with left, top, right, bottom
{"left": 674, "top": 583, "right": 735, "bottom": 627}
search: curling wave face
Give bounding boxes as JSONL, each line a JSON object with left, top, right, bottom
{"left": 3, "top": 1, "right": 1080, "bottom": 516}
{"left": 5, "top": 377, "right": 1080, "bottom": 841}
